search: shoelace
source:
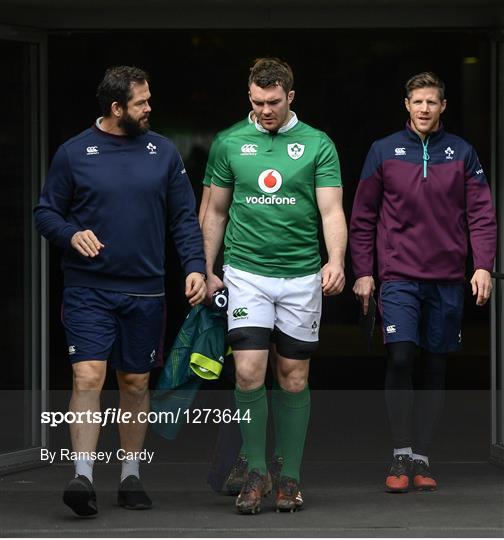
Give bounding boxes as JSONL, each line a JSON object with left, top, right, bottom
{"left": 279, "top": 478, "right": 298, "bottom": 496}
{"left": 413, "top": 459, "right": 430, "bottom": 476}
{"left": 242, "top": 472, "right": 263, "bottom": 494}
{"left": 391, "top": 456, "right": 410, "bottom": 475}
{"left": 123, "top": 476, "right": 143, "bottom": 490}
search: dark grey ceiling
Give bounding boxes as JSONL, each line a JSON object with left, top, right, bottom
{"left": 1, "top": 0, "right": 503, "bottom": 29}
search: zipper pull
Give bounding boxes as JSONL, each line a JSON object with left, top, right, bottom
{"left": 422, "top": 136, "right": 430, "bottom": 180}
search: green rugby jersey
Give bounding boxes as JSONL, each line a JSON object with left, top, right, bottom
{"left": 212, "top": 113, "right": 342, "bottom": 277}
{"left": 202, "top": 113, "right": 254, "bottom": 187}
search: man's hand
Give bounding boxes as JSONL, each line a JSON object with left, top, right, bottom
{"left": 71, "top": 230, "right": 104, "bottom": 257}
{"left": 205, "top": 272, "right": 225, "bottom": 303}
{"left": 321, "top": 261, "right": 345, "bottom": 296}
{"left": 352, "top": 275, "right": 375, "bottom": 315}
{"left": 471, "top": 269, "right": 493, "bottom": 306}
{"left": 185, "top": 273, "right": 207, "bottom": 306}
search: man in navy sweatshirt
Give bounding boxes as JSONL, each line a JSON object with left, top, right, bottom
{"left": 350, "top": 72, "right": 496, "bottom": 493}
{"left": 34, "top": 66, "right": 206, "bottom": 516}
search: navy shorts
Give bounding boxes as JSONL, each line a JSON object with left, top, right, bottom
{"left": 62, "top": 287, "right": 165, "bottom": 373}
{"left": 379, "top": 281, "right": 464, "bottom": 354}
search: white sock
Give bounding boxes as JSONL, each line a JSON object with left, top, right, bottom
{"left": 394, "top": 447, "right": 412, "bottom": 457}
{"left": 121, "top": 458, "right": 140, "bottom": 482}
{"left": 75, "top": 458, "right": 94, "bottom": 483}
{"left": 412, "top": 453, "right": 429, "bottom": 465}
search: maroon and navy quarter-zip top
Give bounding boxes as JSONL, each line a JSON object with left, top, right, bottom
{"left": 350, "top": 122, "right": 497, "bottom": 283}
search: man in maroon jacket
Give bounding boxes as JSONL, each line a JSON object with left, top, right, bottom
{"left": 350, "top": 72, "right": 496, "bottom": 493}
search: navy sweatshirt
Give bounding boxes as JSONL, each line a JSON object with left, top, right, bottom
{"left": 34, "top": 125, "right": 205, "bottom": 294}
{"left": 350, "top": 122, "right": 497, "bottom": 283}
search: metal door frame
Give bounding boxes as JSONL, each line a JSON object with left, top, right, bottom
{"left": 490, "top": 34, "right": 504, "bottom": 467}
{"left": 0, "top": 24, "right": 48, "bottom": 473}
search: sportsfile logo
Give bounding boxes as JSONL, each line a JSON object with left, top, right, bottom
{"left": 241, "top": 144, "right": 258, "bottom": 156}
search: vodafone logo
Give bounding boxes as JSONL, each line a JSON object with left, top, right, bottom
{"left": 258, "top": 169, "right": 282, "bottom": 194}
{"left": 247, "top": 169, "right": 295, "bottom": 205}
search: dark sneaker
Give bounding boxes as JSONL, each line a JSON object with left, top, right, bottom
{"left": 223, "top": 455, "right": 248, "bottom": 495}
{"left": 117, "top": 475, "right": 153, "bottom": 510}
{"left": 385, "top": 454, "right": 412, "bottom": 493}
{"left": 412, "top": 459, "right": 437, "bottom": 491}
{"left": 62, "top": 475, "right": 98, "bottom": 517}
{"left": 269, "top": 455, "right": 284, "bottom": 491}
{"left": 275, "top": 476, "right": 304, "bottom": 512}
{"left": 235, "top": 469, "right": 272, "bottom": 515}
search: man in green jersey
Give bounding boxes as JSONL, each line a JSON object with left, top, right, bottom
{"left": 203, "top": 57, "right": 347, "bottom": 514}
{"left": 200, "top": 112, "right": 289, "bottom": 497}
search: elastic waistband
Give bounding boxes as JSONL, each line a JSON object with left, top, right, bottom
{"left": 64, "top": 269, "right": 164, "bottom": 295}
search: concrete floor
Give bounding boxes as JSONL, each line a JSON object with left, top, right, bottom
{"left": 0, "top": 461, "right": 503, "bottom": 537}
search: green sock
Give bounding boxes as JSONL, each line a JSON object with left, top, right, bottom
{"left": 234, "top": 385, "right": 268, "bottom": 475}
{"left": 277, "top": 385, "right": 311, "bottom": 482}
{"left": 271, "top": 378, "right": 283, "bottom": 459}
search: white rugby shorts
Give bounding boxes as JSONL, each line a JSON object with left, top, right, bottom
{"left": 223, "top": 265, "right": 322, "bottom": 342}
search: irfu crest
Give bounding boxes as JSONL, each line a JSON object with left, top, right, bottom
{"left": 287, "top": 143, "right": 305, "bottom": 160}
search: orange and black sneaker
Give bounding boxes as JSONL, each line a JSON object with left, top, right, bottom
{"left": 275, "top": 476, "right": 304, "bottom": 512}
{"left": 385, "top": 454, "right": 412, "bottom": 493}
{"left": 235, "top": 469, "right": 272, "bottom": 515}
{"left": 412, "top": 459, "right": 437, "bottom": 491}
{"left": 223, "top": 455, "right": 248, "bottom": 495}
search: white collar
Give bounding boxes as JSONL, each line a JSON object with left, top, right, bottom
{"left": 254, "top": 112, "right": 298, "bottom": 134}
{"left": 96, "top": 117, "right": 105, "bottom": 131}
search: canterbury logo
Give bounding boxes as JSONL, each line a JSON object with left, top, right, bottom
{"left": 241, "top": 144, "right": 258, "bottom": 156}
{"left": 232, "top": 307, "right": 248, "bottom": 319}
{"left": 86, "top": 146, "right": 99, "bottom": 155}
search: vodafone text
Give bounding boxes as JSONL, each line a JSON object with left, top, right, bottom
{"left": 245, "top": 195, "right": 296, "bottom": 205}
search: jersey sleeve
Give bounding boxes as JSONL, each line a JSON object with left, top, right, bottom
{"left": 211, "top": 138, "right": 235, "bottom": 188}
{"left": 33, "top": 145, "right": 81, "bottom": 249}
{"left": 464, "top": 146, "right": 497, "bottom": 272}
{"left": 314, "top": 134, "right": 342, "bottom": 188}
{"left": 202, "top": 134, "right": 223, "bottom": 187}
{"left": 349, "top": 142, "right": 383, "bottom": 278}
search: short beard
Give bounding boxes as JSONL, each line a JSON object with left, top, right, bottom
{"left": 118, "top": 112, "right": 150, "bottom": 137}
